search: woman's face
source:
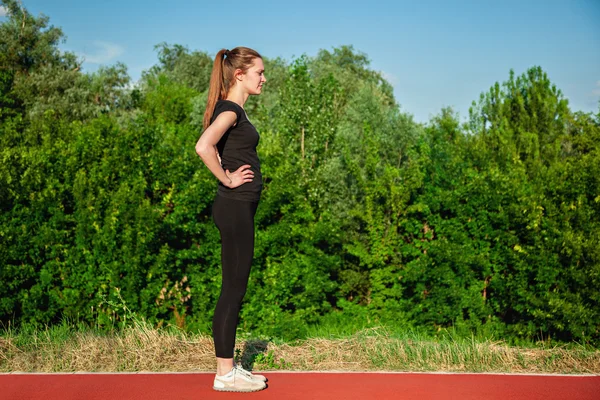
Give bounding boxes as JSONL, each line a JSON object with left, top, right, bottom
{"left": 240, "top": 58, "right": 266, "bottom": 95}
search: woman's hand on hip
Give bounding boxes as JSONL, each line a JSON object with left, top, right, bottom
{"left": 225, "top": 165, "right": 254, "bottom": 188}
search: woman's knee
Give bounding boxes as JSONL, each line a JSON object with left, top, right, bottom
{"left": 220, "top": 281, "right": 248, "bottom": 301}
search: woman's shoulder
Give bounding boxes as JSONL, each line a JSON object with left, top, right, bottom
{"left": 214, "top": 99, "right": 243, "bottom": 121}
{"left": 217, "top": 100, "right": 247, "bottom": 122}
{"left": 216, "top": 99, "right": 243, "bottom": 110}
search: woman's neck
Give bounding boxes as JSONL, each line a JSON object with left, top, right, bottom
{"left": 225, "top": 88, "right": 249, "bottom": 108}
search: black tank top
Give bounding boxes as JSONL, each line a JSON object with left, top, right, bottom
{"left": 210, "top": 99, "right": 262, "bottom": 202}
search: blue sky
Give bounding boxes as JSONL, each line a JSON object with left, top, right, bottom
{"left": 1, "top": 0, "right": 599, "bottom": 123}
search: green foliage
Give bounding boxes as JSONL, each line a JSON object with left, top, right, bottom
{"left": 1, "top": 1, "right": 599, "bottom": 346}
{"left": 144, "top": 43, "right": 213, "bottom": 93}
{"left": 252, "top": 350, "right": 291, "bottom": 370}
{"left": 0, "top": 0, "right": 68, "bottom": 74}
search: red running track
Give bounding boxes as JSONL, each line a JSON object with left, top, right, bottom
{"left": 1, "top": 372, "right": 599, "bottom": 400}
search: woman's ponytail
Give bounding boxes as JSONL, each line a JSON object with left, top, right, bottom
{"left": 203, "top": 49, "right": 228, "bottom": 130}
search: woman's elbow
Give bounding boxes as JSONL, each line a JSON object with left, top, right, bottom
{"left": 195, "top": 143, "right": 210, "bottom": 157}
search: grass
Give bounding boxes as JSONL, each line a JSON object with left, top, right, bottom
{"left": 1, "top": 320, "right": 599, "bottom": 374}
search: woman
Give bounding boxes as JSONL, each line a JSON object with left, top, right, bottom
{"left": 195, "top": 47, "right": 268, "bottom": 392}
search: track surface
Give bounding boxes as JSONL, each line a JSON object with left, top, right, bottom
{"left": 1, "top": 372, "right": 599, "bottom": 400}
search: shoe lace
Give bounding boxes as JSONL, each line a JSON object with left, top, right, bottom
{"left": 234, "top": 363, "right": 255, "bottom": 379}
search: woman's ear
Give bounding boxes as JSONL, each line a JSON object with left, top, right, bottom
{"left": 234, "top": 68, "right": 245, "bottom": 81}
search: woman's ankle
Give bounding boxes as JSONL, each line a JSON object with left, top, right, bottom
{"left": 216, "top": 357, "right": 235, "bottom": 376}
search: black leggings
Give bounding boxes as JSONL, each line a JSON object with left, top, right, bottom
{"left": 211, "top": 194, "right": 259, "bottom": 358}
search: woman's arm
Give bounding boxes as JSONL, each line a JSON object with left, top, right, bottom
{"left": 195, "top": 111, "right": 254, "bottom": 188}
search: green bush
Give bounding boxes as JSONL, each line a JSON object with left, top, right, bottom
{"left": 1, "top": 1, "right": 599, "bottom": 345}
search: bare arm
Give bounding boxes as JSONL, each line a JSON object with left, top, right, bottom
{"left": 195, "top": 111, "right": 254, "bottom": 188}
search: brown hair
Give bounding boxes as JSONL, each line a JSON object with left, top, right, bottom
{"left": 203, "top": 46, "right": 262, "bottom": 130}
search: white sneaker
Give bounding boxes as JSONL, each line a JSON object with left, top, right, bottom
{"left": 213, "top": 366, "right": 267, "bottom": 392}
{"left": 234, "top": 363, "right": 267, "bottom": 382}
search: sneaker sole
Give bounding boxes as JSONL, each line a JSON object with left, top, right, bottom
{"left": 212, "top": 385, "right": 267, "bottom": 392}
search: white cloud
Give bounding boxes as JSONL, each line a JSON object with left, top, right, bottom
{"left": 0, "top": 6, "right": 8, "bottom": 17}
{"left": 592, "top": 80, "right": 600, "bottom": 96}
{"left": 380, "top": 71, "right": 399, "bottom": 86}
{"left": 78, "top": 41, "right": 125, "bottom": 64}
